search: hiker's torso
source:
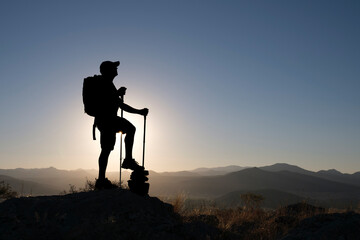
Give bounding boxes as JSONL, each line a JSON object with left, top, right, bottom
{"left": 96, "top": 77, "right": 119, "bottom": 118}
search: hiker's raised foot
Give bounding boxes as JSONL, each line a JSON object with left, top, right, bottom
{"left": 122, "top": 158, "right": 144, "bottom": 170}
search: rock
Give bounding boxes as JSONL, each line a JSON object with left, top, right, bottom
{"left": 0, "top": 189, "right": 220, "bottom": 240}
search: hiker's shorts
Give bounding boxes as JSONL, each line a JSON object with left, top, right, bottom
{"left": 95, "top": 116, "right": 135, "bottom": 151}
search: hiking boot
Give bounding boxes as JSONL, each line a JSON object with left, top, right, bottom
{"left": 95, "top": 178, "right": 105, "bottom": 190}
{"left": 122, "top": 158, "right": 144, "bottom": 170}
{"left": 95, "top": 178, "right": 117, "bottom": 190}
{"left": 103, "top": 178, "right": 118, "bottom": 189}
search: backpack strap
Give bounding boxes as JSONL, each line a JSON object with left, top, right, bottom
{"left": 92, "top": 118, "right": 96, "bottom": 140}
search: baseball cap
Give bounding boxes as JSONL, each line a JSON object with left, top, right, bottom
{"left": 100, "top": 61, "right": 120, "bottom": 74}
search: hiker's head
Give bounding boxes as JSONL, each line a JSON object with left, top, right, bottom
{"left": 100, "top": 61, "right": 120, "bottom": 79}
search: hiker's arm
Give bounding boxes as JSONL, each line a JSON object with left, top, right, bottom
{"left": 119, "top": 102, "right": 148, "bottom": 116}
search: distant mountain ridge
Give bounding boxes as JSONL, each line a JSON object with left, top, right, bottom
{"left": 215, "top": 189, "right": 309, "bottom": 209}
{"left": 259, "top": 163, "right": 313, "bottom": 175}
{"left": 153, "top": 167, "right": 360, "bottom": 198}
{"left": 0, "top": 168, "right": 131, "bottom": 196}
{"left": 1, "top": 163, "right": 360, "bottom": 209}
{"left": 0, "top": 175, "right": 60, "bottom": 196}
{"left": 259, "top": 163, "right": 360, "bottom": 187}
{"left": 191, "top": 165, "right": 248, "bottom": 176}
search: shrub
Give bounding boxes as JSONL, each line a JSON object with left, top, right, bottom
{"left": 240, "top": 192, "right": 265, "bottom": 211}
{"left": 0, "top": 181, "right": 18, "bottom": 200}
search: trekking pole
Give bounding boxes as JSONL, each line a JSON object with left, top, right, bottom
{"left": 119, "top": 95, "right": 124, "bottom": 185}
{"left": 142, "top": 116, "right": 147, "bottom": 167}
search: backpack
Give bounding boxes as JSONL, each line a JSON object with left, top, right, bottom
{"left": 82, "top": 75, "right": 102, "bottom": 140}
{"left": 82, "top": 75, "right": 102, "bottom": 117}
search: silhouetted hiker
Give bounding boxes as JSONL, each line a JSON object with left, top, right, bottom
{"left": 83, "top": 61, "right": 148, "bottom": 189}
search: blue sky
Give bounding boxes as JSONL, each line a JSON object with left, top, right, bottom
{"left": 0, "top": 1, "right": 359, "bottom": 173}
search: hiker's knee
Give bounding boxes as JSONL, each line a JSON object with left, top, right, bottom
{"left": 128, "top": 124, "right": 136, "bottom": 135}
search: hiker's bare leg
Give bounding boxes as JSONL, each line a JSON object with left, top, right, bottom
{"left": 124, "top": 124, "right": 136, "bottom": 160}
{"left": 98, "top": 149, "right": 111, "bottom": 180}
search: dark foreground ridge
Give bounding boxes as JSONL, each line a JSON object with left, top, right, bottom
{"left": 281, "top": 211, "right": 360, "bottom": 240}
{"left": 0, "top": 189, "right": 220, "bottom": 240}
{"left": 2, "top": 190, "right": 360, "bottom": 240}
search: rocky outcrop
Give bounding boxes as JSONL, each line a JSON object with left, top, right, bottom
{"left": 0, "top": 189, "right": 220, "bottom": 240}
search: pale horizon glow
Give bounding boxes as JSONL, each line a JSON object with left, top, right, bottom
{"left": 0, "top": 1, "right": 359, "bottom": 174}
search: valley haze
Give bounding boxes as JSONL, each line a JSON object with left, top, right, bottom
{"left": 1, "top": 163, "right": 359, "bottom": 209}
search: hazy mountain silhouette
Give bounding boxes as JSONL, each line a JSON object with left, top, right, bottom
{"left": 162, "top": 163, "right": 360, "bottom": 186}
{"left": 0, "top": 167, "right": 90, "bottom": 179}
{"left": 191, "top": 165, "right": 248, "bottom": 176}
{"left": 259, "top": 163, "right": 360, "bottom": 187}
{"left": 259, "top": 163, "right": 314, "bottom": 175}
{"left": 315, "top": 169, "right": 360, "bottom": 187}
{"left": 215, "top": 188, "right": 359, "bottom": 210}
{"left": 1, "top": 164, "right": 360, "bottom": 209}
{"left": 148, "top": 167, "right": 360, "bottom": 206}
{"left": 0, "top": 175, "right": 60, "bottom": 196}
{"left": 0, "top": 168, "right": 131, "bottom": 195}
{"left": 157, "top": 166, "right": 248, "bottom": 177}
{"left": 215, "top": 189, "right": 309, "bottom": 209}
{"left": 159, "top": 171, "right": 201, "bottom": 177}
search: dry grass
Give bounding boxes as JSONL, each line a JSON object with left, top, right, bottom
{"left": 167, "top": 194, "right": 352, "bottom": 240}
{"left": 170, "top": 193, "right": 187, "bottom": 214}
{"left": 60, "top": 179, "right": 127, "bottom": 195}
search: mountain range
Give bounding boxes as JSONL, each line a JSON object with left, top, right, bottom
{"left": 1, "top": 163, "right": 359, "bottom": 209}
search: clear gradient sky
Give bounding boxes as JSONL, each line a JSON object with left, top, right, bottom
{"left": 0, "top": 1, "right": 359, "bottom": 173}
